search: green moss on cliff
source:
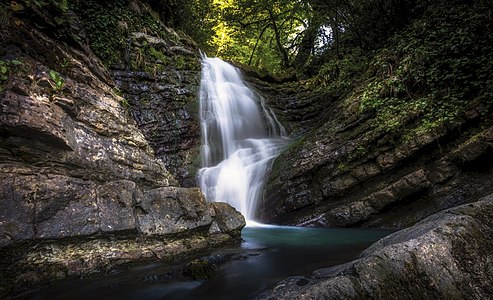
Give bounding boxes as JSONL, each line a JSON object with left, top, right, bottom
{"left": 70, "top": 0, "right": 167, "bottom": 66}
{"left": 357, "top": 1, "right": 493, "bottom": 136}
{"left": 311, "top": 0, "right": 492, "bottom": 138}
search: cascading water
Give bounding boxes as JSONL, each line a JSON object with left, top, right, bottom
{"left": 197, "top": 56, "right": 288, "bottom": 223}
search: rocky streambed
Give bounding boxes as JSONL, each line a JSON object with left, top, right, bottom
{"left": 1, "top": 1, "right": 493, "bottom": 299}
{"left": 0, "top": 7, "right": 243, "bottom": 298}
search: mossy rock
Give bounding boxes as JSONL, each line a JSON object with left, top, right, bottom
{"left": 183, "top": 259, "right": 217, "bottom": 280}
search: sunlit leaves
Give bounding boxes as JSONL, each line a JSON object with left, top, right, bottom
{"left": 205, "top": 0, "right": 310, "bottom": 74}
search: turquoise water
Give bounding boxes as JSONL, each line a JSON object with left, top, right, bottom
{"left": 242, "top": 224, "right": 391, "bottom": 248}
{"left": 29, "top": 226, "right": 391, "bottom": 300}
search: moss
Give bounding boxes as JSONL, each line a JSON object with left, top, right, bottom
{"left": 354, "top": 1, "right": 493, "bottom": 137}
{"left": 267, "top": 135, "right": 305, "bottom": 186}
{"left": 70, "top": 0, "right": 172, "bottom": 67}
{"left": 183, "top": 259, "right": 216, "bottom": 280}
{"left": 0, "top": 58, "right": 24, "bottom": 92}
{"left": 147, "top": 46, "right": 167, "bottom": 62}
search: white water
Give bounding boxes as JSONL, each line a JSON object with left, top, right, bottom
{"left": 197, "top": 56, "right": 288, "bottom": 222}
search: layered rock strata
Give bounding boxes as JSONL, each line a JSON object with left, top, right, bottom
{"left": 258, "top": 79, "right": 493, "bottom": 229}
{"left": 0, "top": 9, "right": 243, "bottom": 297}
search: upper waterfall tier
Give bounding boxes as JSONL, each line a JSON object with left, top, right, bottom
{"left": 198, "top": 57, "right": 288, "bottom": 221}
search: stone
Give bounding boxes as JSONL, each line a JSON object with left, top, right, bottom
{"left": 324, "top": 169, "right": 431, "bottom": 227}
{"left": 326, "top": 201, "right": 375, "bottom": 227}
{"left": 0, "top": 14, "right": 243, "bottom": 297}
{"left": 34, "top": 176, "right": 99, "bottom": 239}
{"left": 97, "top": 180, "right": 137, "bottom": 233}
{"left": 208, "top": 221, "right": 222, "bottom": 234}
{"left": 0, "top": 91, "right": 76, "bottom": 151}
{"left": 209, "top": 202, "right": 246, "bottom": 234}
{"left": 327, "top": 174, "right": 358, "bottom": 195}
{"left": 112, "top": 46, "right": 202, "bottom": 186}
{"left": 0, "top": 177, "right": 36, "bottom": 247}
{"left": 137, "top": 187, "right": 213, "bottom": 235}
{"left": 427, "top": 159, "right": 458, "bottom": 183}
{"left": 451, "top": 126, "right": 493, "bottom": 166}
{"left": 256, "top": 196, "right": 493, "bottom": 299}
{"left": 261, "top": 100, "right": 493, "bottom": 227}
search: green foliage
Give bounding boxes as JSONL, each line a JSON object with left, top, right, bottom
{"left": 0, "top": 59, "right": 22, "bottom": 92}
{"left": 177, "top": 0, "right": 421, "bottom": 75}
{"left": 49, "top": 69, "right": 64, "bottom": 92}
{"left": 22, "top": 0, "right": 47, "bottom": 8}
{"left": 71, "top": 0, "right": 128, "bottom": 65}
{"left": 19, "top": 0, "right": 67, "bottom": 12}
{"left": 0, "top": 61, "right": 9, "bottom": 81}
{"left": 358, "top": 0, "right": 493, "bottom": 134}
{"left": 113, "top": 85, "right": 131, "bottom": 111}
{"left": 112, "top": 87, "right": 123, "bottom": 97}
{"left": 0, "top": 3, "right": 12, "bottom": 30}
{"left": 158, "top": 0, "right": 216, "bottom": 51}
{"left": 337, "top": 162, "right": 347, "bottom": 172}
{"left": 49, "top": 0, "right": 67, "bottom": 12}
{"left": 207, "top": 0, "right": 310, "bottom": 74}
{"left": 71, "top": 0, "right": 168, "bottom": 66}
{"left": 312, "top": 48, "right": 369, "bottom": 95}
{"left": 120, "top": 97, "right": 130, "bottom": 110}
{"left": 59, "top": 57, "right": 70, "bottom": 70}
{"left": 147, "top": 46, "right": 167, "bottom": 62}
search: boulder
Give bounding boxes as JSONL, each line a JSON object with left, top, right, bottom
{"left": 256, "top": 195, "right": 493, "bottom": 299}
{"left": 0, "top": 11, "right": 244, "bottom": 297}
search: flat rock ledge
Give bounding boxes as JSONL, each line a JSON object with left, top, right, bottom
{"left": 256, "top": 194, "right": 493, "bottom": 299}
{"left": 0, "top": 20, "right": 245, "bottom": 298}
{"left": 0, "top": 186, "right": 245, "bottom": 297}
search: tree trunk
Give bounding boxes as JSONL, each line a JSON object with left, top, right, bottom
{"left": 293, "top": 18, "right": 320, "bottom": 69}
{"left": 268, "top": 9, "right": 290, "bottom": 68}
{"left": 249, "top": 25, "right": 270, "bottom": 66}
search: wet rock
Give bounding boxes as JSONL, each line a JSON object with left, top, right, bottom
{"left": 0, "top": 91, "right": 76, "bottom": 151}
{"left": 183, "top": 259, "right": 218, "bottom": 280}
{"left": 209, "top": 202, "right": 246, "bottom": 235}
{"left": 256, "top": 196, "right": 493, "bottom": 299}
{"left": 259, "top": 82, "right": 493, "bottom": 228}
{"left": 0, "top": 14, "right": 244, "bottom": 297}
{"left": 112, "top": 30, "right": 201, "bottom": 187}
{"left": 34, "top": 176, "right": 99, "bottom": 239}
{"left": 97, "top": 181, "right": 137, "bottom": 233}
{"left": 450, "top": 127, "right": 493, "bottom": 167}
{"left": 0, "top": 177, "right": 36, "bottom": 246}
{"left": 137, "top": 187, "right": 214, "bottom": 235}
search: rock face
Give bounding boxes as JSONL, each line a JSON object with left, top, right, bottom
{"left": 257, "top": 73, "right": 493, "bottom": 228}
{"left": 251, "top": 1, "right": 493, "bottom": 229}
{"left": 112, "top": 31, "right": 202, "bottom": 187}
{"left": 0, "top": 7, "right": 244, "bottom": 297}
{"left": 256, "top": 195, "right": 493, "bottom": 299}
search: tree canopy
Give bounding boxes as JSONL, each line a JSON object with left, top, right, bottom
{"left": 160, "top": 0, "right": 419, "bottom": 76}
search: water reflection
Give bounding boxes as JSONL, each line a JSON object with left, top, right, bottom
{"left": 28, "top": 226, "right": 391, "bottom": 300}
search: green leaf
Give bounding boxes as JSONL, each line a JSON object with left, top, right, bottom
{"left": 49, "top": 69, "right": 58, "bottom": 80}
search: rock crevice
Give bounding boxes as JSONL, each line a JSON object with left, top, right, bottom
{"left": 0, "top": 9, "right": 244, "bottom": 297}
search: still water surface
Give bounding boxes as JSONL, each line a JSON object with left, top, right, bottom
{"left": 30, "top": 225, "right": 391, "bottom": 300}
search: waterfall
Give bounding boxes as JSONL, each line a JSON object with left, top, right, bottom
{"left": 197, "top": 56, "right": 288, "bottom": 223}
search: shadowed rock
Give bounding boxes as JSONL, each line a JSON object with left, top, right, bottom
{"left": 256, "top": 195, "right": 493, "bottom": 299}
